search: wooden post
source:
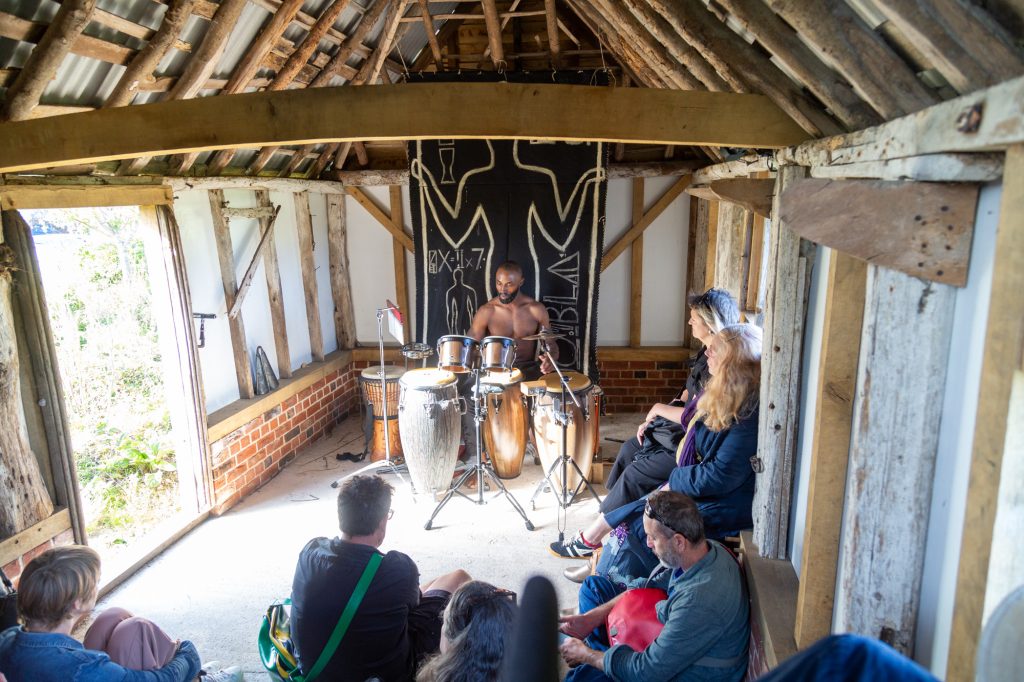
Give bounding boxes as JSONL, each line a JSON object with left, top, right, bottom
{"left": 683, "top": 195, "right": 702, "bottom": 348}
{"left": 208, "top": 190, "right": 254, "bottom": 399}
{"left": 704, "top": 201, "right": 719, "bottom": 290}
{"left": 327, "top": 194, "right": 357, "bottom": 349}
{"left": 630, "top": 178, "right": 644, "bottom": 348}
{"left": 713, "top": 200, "right": 748, "bottom": 302}
{"left": 0, "top": 220, "right": 55, "bottom": 537}
{"left": 744, "top": 215, "right": 766, "bottom": 314}
{"left": 389, "top": 186, "right": 410, "bottom": 322}
{"left": 752, "top": 165, "right": 814, "bottom": 560}
{"left": 293, "top": 192, "right": 325, "bottom": 362}
{"left": 794, "top": 250, "right": 867, "bottom": 648}
{"left": 255, "top": 190, "right": 291, "bottom": 379}
{"left": 946, "top": 145, "right": 1024, "bottom": 679}
{"left": 835, "top": 265, "right": 956, "bottom": 655}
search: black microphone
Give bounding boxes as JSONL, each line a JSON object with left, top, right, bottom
{"left": 501, "top": 575, "right": 560, "bottom": 682}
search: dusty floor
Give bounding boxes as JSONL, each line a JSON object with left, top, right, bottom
{"left": 95, "top": 409, "right": 644, "bottom": 679}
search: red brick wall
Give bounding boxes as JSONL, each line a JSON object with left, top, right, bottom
{"left": 209, "top": 365, "right": 362, "bottom": 514}
{"left": 597, "top": 359, "right": 689, "bottom": 412}
{"left": 2, "top": 528, "right": 75, "bottom": 588}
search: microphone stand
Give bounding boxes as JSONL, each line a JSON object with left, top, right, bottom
{"left": 529, "top": 339, "right": 603, "bottom": 543}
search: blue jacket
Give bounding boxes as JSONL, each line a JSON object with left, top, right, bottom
{"left": 668, "top": 403, "right": 759, "bottom": 538}
{"left": 0, "top": 626, "right": 201, "bottom": 682}
{"left": 603, "top": 541, "right": 749, "bottom": 681}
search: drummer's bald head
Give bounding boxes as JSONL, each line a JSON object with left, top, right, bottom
{"left": 496, "top": 261, "right": 523, "bottom": 279}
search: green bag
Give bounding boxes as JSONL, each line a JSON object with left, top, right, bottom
{"left": 258, "top": 553, "right": 382, "bottom": 682}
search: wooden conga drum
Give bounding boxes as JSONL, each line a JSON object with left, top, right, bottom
{"left": 479, "top": 368, "right": 527, "bottom": 479}
{"left": 531, "top": 372, "right": 597, "bottom": 491}
{"left": 360, "top": 365, "right": 405, "bottom": 461}
{"left": 398, "top": 368, "right": 462, "bottom": 494}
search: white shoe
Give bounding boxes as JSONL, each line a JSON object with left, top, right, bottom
{"left": 200, "top": 663, "right": 244, "bottom": 682}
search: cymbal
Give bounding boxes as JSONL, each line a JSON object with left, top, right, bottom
{"left": 520, "top": 330, "right": 565, "bottom": 341}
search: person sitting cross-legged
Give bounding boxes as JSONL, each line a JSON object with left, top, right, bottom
{"left": 559, "top": 491, "right": 749, "bottom": 682}
{"left": 290, "top": 474, "right": 472, "bottom": 682}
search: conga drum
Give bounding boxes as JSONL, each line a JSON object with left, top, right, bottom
{"left": 436, "top": 335, "right": 477, "bottom": 373}
{"left": 359, "top": 365, "right": 405, "bottom": 461}
{"left": 398, "top": 368, "right": 462, "bottom": 494}
{"left": 479, "top": 369, "right": 528, "bottom": 479}
{"left": 532, "top": 372, "right": 598, "bottom": 492}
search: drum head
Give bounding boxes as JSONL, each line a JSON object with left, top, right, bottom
{"left": 361, "top": 365, "right": 406, "bottom": 380}
{"left": 400, "top": 367, "right": 457, "bottom": 389}
{"left": 480, "top": 368, "right": 523, "bottom": 386}
{"left": 481, "top": 335, "right": 515, "bottom": 344}
{"left": 437, "top": 335, "right": 477, "bottom": 347}
{"left": 542, "top": 371, "right": 592, "bottom": 393}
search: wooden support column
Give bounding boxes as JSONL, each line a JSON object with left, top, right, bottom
{"left": 704, "top": 201, "right": 719, "bottom": 290}
{"left": 629, "top": 178, "right": 644, "bottom": 348}
{"left": 744, "top": 215, "right": 766, "bottom": 314}
{"left": 0, "top": 215, "right": 56, "bottom": 537}
{"left": 752, "top": 166, "right": 814, "bottom": 560}
{"left": 389, "top": 186, "right": 410, "bottom": 321}
{"left": 947, "top": 145, "right": 1024, "bottom": 680}
{"left": 713, "top": 201, "right": 750, "bottom": 304}
{"left": 683, "top": 196, "right": 705, "bottom": 349}
{"left": 255, "top": 190, "right": 291, "bottom": 379}
{"left": 794, "top": 250, "right": 867, "bottom": 648}
{"left": 327, "top": 194, "right": 357, "bottom": 349}
{"left": 209, "top": 190, "right": 254, "bottom": 399}
{"left": 293, "top": 192, "right": 324, "bottom": 362}
{"left": 836, "top": 265, "right": 956, "bottom": 655}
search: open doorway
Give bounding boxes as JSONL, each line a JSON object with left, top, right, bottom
{"left": 23, "top": 206, "right": 207, "bottom": 579}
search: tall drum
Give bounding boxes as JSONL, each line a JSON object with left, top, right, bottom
{"left": 398, "top": 368, "right": 462, "bottom": 494}
{"left": 532, "top": 372, "right": 600, "bottom": 492}
{"left": 479, "top": 369, "right": 528, "bottom": 479}
{"left": 359, "top": 365, "right": 405, "bottom": 461}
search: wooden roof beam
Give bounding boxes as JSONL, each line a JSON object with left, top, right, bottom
{"left": 715, "top": 0, "right": 881, "bottom": 130}
{"left": 416, "top": 0, "right": 444, "bottom": 69}
{"left": 3, "top": 0, "right": 95, "bottom": 122}
{"left": 564, "top": 0, "right": 663, "bottom": 89}
{"left": 872, "top": 0, "right": 1024, "bottom": 95}
{"left": 0, "top": 84, "right": 810, "bottom": 174}
{"left": 480, "top": 0, "right": 505, "bottom": 67}
{"left": 544, "top": 0, "right": 561, "bottom": 68}
{"left": 764, "top": 0, "right": 939, "bottom": 120}
{"left": 643, "top": 0, "right": 843, "bottom": 137}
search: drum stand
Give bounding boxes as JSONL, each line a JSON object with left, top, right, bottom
{"left": 529, "top": 347, "right": 603, "bottom": 543}
{"left": 425, "top": 367, "right": 534, "bottom": 531}
{"left": 332, "top": 306, "right": 406, "bottom": 489}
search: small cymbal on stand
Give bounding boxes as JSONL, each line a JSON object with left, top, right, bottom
{"left": 520, "top": 331, "right": 566, "bottom": 342}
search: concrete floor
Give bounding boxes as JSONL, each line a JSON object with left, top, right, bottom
{"left": 94, "top": 409, "right": 643, "bottom": 679}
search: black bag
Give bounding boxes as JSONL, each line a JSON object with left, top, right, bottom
{"left": 0, "top": 567, "right": 18, "bottom": 631}
{"left": 642, "top": 416, "right": 685, "bottom": 453}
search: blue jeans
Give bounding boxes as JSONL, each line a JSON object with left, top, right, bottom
{"left": 756, "top": 634, "right": 938, "bottom": 682}
{"left": 564, "top": 576, "right": 624, "bottom": 682}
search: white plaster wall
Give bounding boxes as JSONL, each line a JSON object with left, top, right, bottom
{"left": 596, "top": 177, "right": 688, "bottom": 346}
{"left": 346, "top": 186, "right": 403, "bottom": 344}
{"left": 788, "top": 245, "right": 830, "bottom": 573}
{"left": 175, "top": 189, "right": 341, "bottom": 413}
{"left": 915, "top": 181, "right": 1002, "bottom": 675}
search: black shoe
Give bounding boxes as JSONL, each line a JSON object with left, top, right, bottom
{"left": 549, "top": 532, "right": 596, "bottom": 559}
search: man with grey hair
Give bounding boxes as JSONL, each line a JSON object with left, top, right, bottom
{"left": 559, "top": 491, "right": 750, "bottom": 681}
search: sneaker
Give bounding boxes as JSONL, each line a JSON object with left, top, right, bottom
{"left": 563, "top": 564, "right": 592, "bottom": 584}
{"left": 549, "top": 532, "right": 597, "bottom": 559}
{"left": 199, "top": 663, "right": 244, "bottom": 682}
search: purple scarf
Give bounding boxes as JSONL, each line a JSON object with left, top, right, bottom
{"left": 676, "top": 391, "right": 703, "bottom": 467}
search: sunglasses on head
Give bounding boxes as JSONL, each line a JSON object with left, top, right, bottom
{"left": 644, "top": 500, "right": 683, "bottom": 536}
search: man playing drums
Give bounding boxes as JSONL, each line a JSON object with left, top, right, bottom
{"left": 467, "top": 261, "right": 557, "bottom": 380}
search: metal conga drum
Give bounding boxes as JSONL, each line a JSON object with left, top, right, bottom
{"left": 436, "top": 335, "right": 477, "bottom": 373}
{"left": 479, "top": 368, "right": 528, "bottom": 479}
{"left": 398, "top": 368, "right": 463, "bottom": 494}
{"left": 532, "top": 372, "right": 598, "bottom": 491}
{"left": 479, "top": 335, "right": 516, "bottom": 373}
{"left": 359, "top": 365, "right": 405, "bottom": 461}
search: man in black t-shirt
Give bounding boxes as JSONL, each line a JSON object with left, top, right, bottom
{"left": 290, "top": 475, "right": 471, "bottom": 682}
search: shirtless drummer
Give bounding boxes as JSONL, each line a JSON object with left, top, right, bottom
{"left": 459, "top": 261, "right": 558, "bottom": 460}
{"left": 468, "top": 261, "right": 557, "bottom": 380}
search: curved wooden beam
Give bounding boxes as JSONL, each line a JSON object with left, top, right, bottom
{"left": 0, "top": 83, "right": 808, "bottom": 173}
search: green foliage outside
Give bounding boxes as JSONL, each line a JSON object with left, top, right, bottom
{"left": 25, "top": 207, "right": 182, "bottom": 551}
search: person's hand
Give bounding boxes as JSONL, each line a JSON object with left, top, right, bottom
{"left": 559, "top": 610, "right": 604, "bottom": 639}
{"left": 560, "top": 637, "right": 598, "bottom": 668}
{"left": 636, "top": 418, "right": 651, "bottom": 444}
{"left": 540, "top": 354, "right": 555, "bottom": 375}
{"left": 659, "top": 482, "right": 669, "bottom": 491}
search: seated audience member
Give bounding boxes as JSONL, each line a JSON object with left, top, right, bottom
{"left": 552, "top": 323, "right": 761, "bottom": 567}
{"left": 291, "top": 474, "right": 471, "bottom": 682}
{"left": 559, "top": 491, "right": 749, "bottom": 682}
{"left": 416, "top": 580, "right": 517, "bottom": 682}
{"left": 0, "top": 545, "right": 239, "bottom": 682}
{"left": 601, "top": 288, "right": 740, "bottom": 514}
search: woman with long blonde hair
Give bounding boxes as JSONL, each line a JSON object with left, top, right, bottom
{"left": 551, "top": 324, "right": 761, "bottom": 575}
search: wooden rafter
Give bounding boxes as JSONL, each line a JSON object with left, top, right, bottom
{"left": 565, "top": 0, "right": 663, "bottom": 89}
{"left": 105, "top": 0, "right": 196, "bottom": 108}
{"left": 480, "top": 0, "right": 505, "bottom": 67}
{"left": 416, "top": 0, "right": 444, "bottom": 69}
{"left": 3, "top": 0, "right": 95, "bottom": 122}
{"left": 544, "top": 0, "right": 561, "bottom": 68}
